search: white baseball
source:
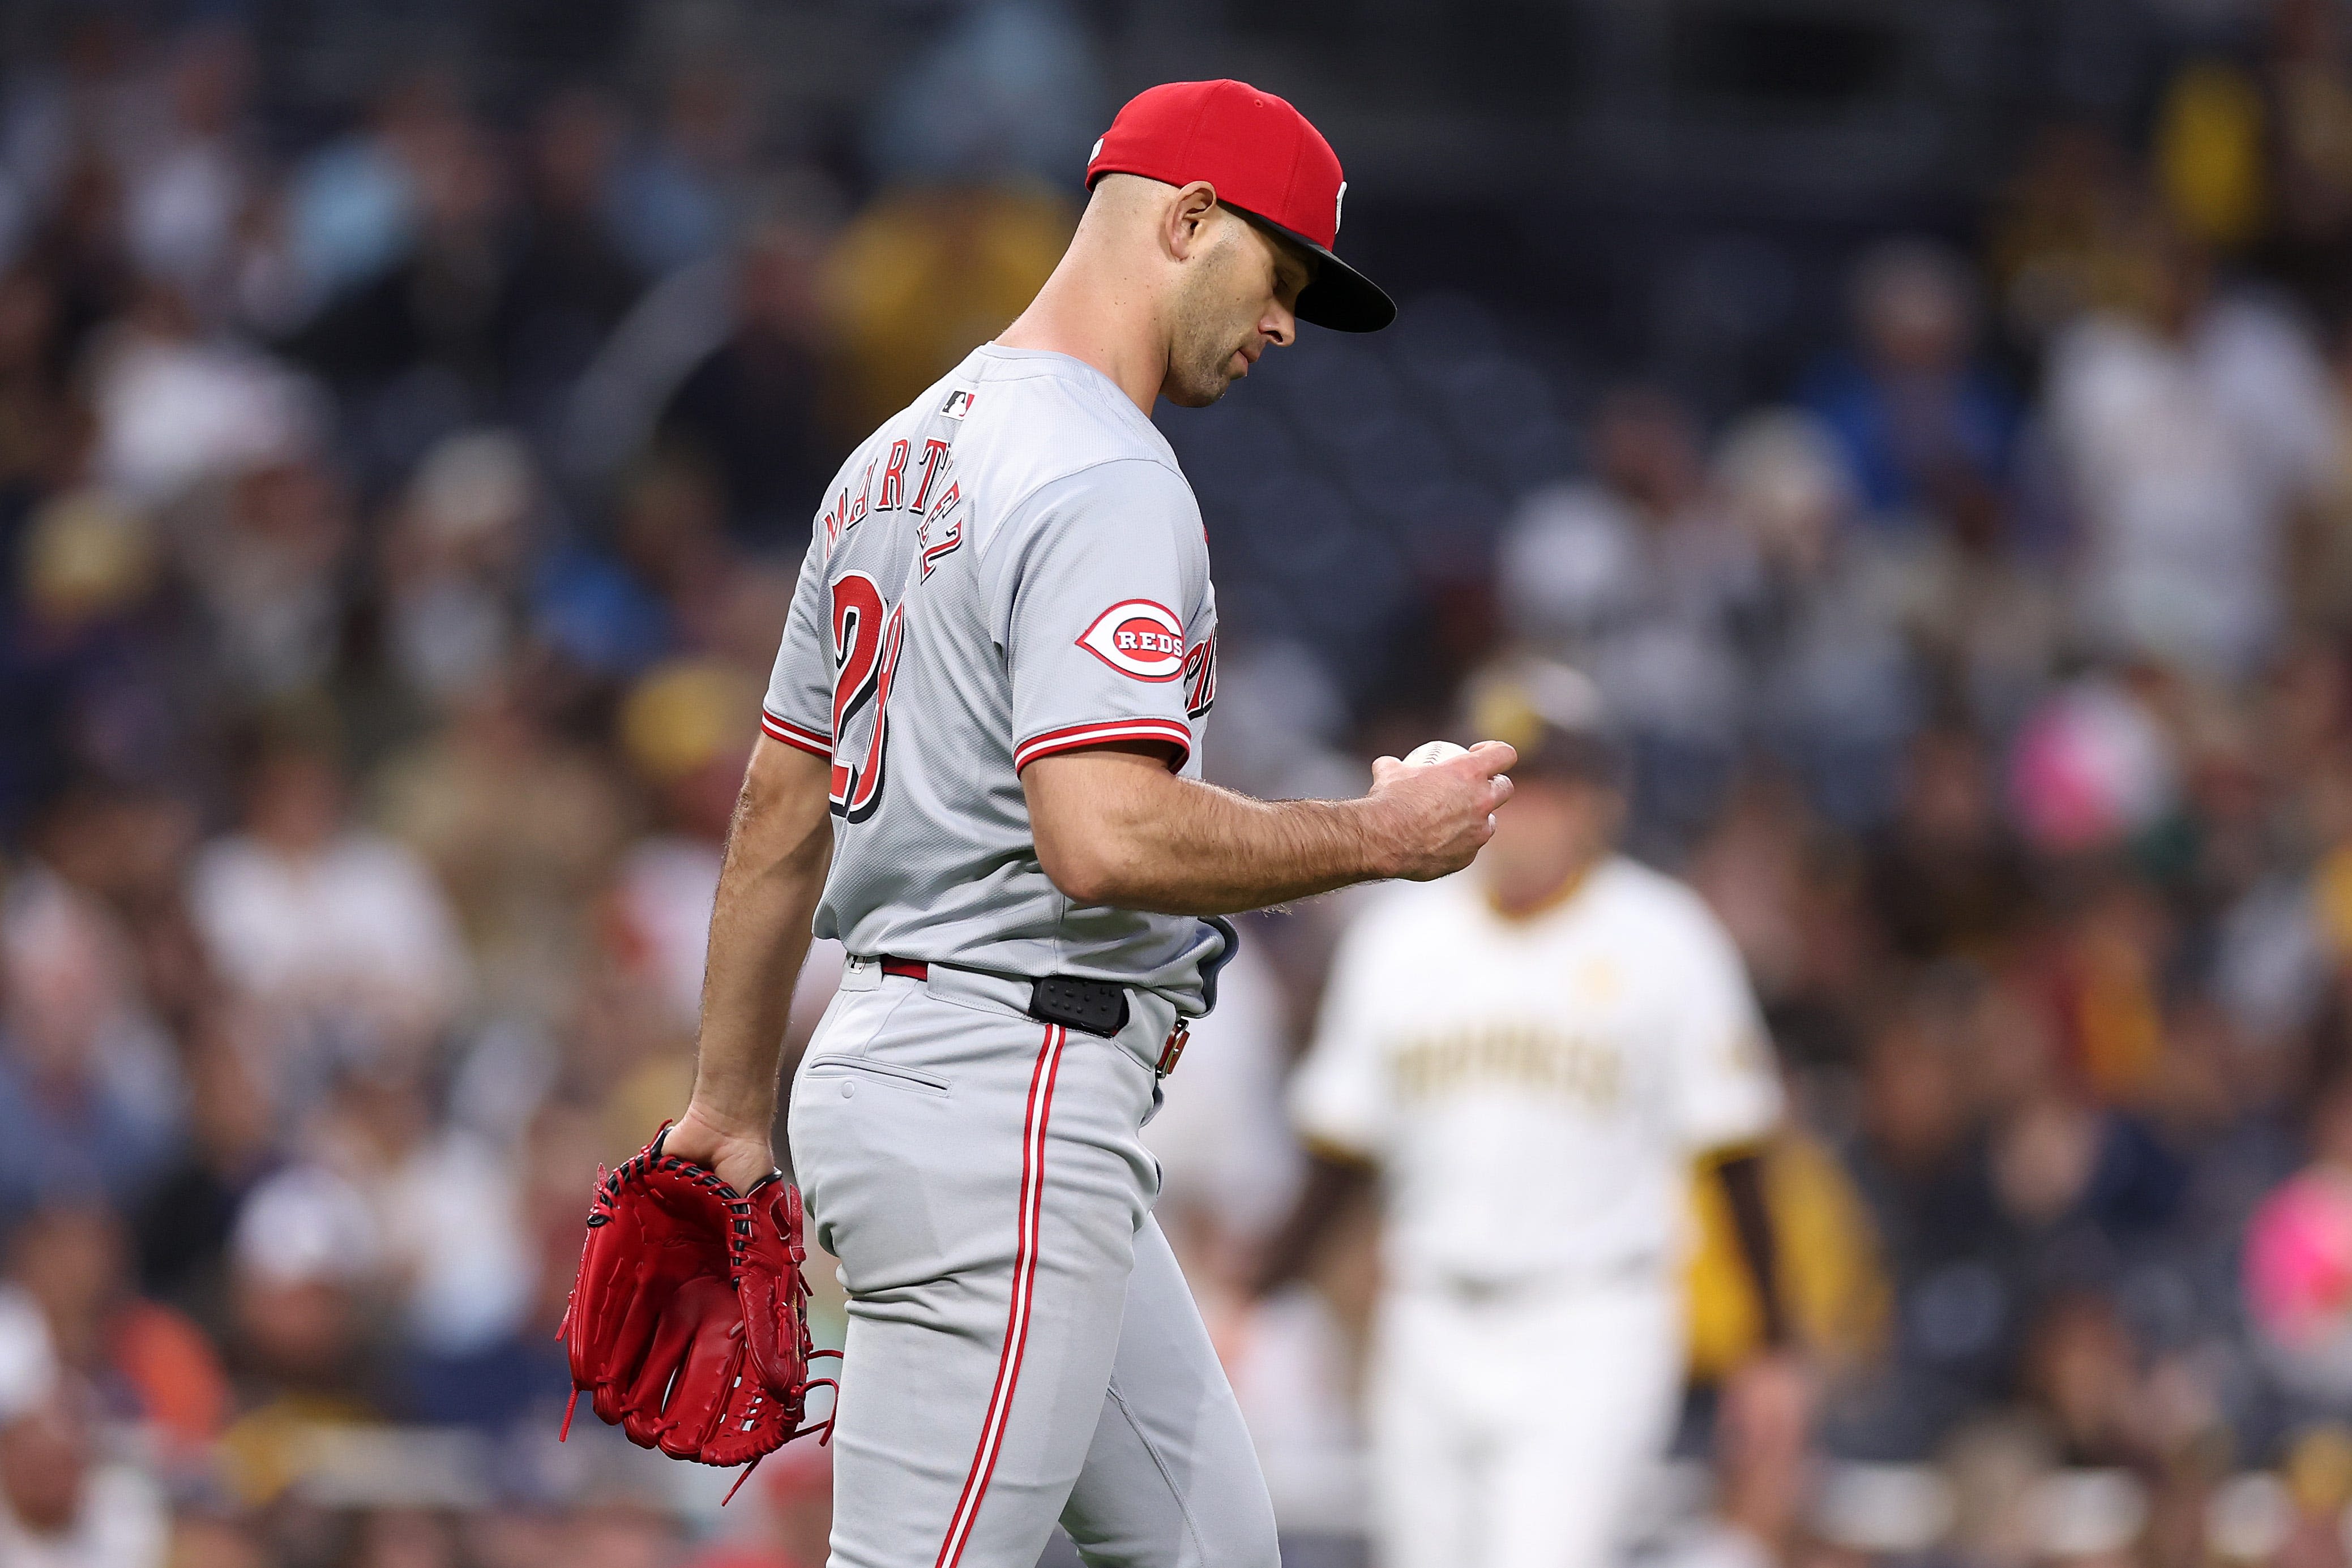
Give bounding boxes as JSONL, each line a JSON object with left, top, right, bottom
{"left": 1402, "top": 740, "right": 1468, "bottom": 767}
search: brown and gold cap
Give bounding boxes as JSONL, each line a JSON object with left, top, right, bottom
{"left": 1460, "top": 656, "right": 1626, "bottom": 785}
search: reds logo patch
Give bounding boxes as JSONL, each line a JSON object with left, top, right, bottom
{"left": 1077, "top": 601, "right": 1186, "bottom": 681}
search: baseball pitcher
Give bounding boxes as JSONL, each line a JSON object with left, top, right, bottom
{"left": 565, "top": 80, "right": 1517, "bottom": 1568}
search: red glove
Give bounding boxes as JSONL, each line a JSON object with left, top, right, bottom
{"left": 558, "top": 1126, "right": 837, "bottom": 1493}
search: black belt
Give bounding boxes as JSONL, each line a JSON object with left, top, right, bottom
{"left": 878, "top": 957, "right": 1131, "bottom": 1039}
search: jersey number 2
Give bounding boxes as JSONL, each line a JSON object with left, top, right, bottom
{"left": 829, "top": 572, "right": 905, "bottom": 822}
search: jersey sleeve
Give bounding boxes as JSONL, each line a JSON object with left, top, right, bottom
{"left": 990, "top": 460, "right": 1206, "bottom": 773}
{"left": 1667, "top": 901, "right": 1784, "bottom": 1156}
{"left": 1288, "top": 906, "right": 1401, "bottom": 1162}
{"left": 760, "top": 526, "right": 834, "bottom": 759}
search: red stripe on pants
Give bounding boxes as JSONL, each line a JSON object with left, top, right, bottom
{"left": 934, "top": 1023, "right": 1067, "bottom": 1567}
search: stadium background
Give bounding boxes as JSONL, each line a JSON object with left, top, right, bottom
{"left": 1, "top": 0, "right": 2350, "bottom": 1563}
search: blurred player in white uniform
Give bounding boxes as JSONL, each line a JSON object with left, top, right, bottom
{"left": 1256, "top": 658, "right": 1794, "bottom": 1568}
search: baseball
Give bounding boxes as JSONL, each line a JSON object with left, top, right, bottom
{"left": 1402, "top": 740, "right": 1468, "bottom": 767}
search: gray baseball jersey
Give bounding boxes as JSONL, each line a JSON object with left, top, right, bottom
{"left": 761, "top": 344, "right": 1228, "bottom": 1011}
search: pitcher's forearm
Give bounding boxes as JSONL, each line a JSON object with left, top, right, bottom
{"left": 1024, "top": 740, "right": 1512, "bottom": 916}
{"left": 1078, "top": 783, "right": 1395, "bottom": 914}
{"left": 1028, "top": 751, "right": 1399, "bottom": 915}
{"left": 689, "top": 846, "right": 826, "bottom": 1132}
{"left": 687, "top": 739, "right": 835, "bottom": 1136}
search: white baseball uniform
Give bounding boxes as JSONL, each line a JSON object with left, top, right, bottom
{"left": 1289, "top": 856, "right": 1782, "bottom": 1568}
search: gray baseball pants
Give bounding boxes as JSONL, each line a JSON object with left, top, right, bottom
{"left": 788, "top": 957, "right": 1279, "bottom": 1568}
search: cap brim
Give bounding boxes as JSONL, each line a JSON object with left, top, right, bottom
{"left": 1230, "top": 206, "right": 1396, "bottom": 333}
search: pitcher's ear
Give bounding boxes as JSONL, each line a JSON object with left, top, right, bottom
{"left": 1165, "top": 181, "right": 1219, "bottom": 259}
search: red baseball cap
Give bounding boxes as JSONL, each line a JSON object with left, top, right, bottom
{"left": 1085, "top": 79, "right": 1396, "bottom": 333}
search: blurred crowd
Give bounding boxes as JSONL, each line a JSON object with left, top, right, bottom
{"left": 2, "top": 2, "right": 2352, "bottom": 1567}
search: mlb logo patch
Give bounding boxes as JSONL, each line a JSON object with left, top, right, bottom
{"left": 941, "top": 389, "right": 978, "bottom": 420}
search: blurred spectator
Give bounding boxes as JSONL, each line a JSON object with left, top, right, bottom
{"left": 606, "top": 451, "right": 739, "bottom": 658}
{"left": 116, "top": 29, "right": 256, "bottom": 316}
{"left": 1882, "top": 500, "right": 2067, "bottom": 740}
{"left": 0, "top": 509, "right": 130, "bottom": 840}
{"left": 558, "top": 1498, "right": 686, "bottom": 1568}
{"left": 161, "top": 1515, "right": 264, "bottom": 1568}
{"left": 1834, "top": 988, "right": 2015, "bottom": 1454}
{"left": 374, "top": 674, "right": 632, "bottom": 1023}
{"left": 2042, "top": 219, "right": 2341, "bottom": 678}
{"left": 2023, "top": 1467, "right": 2151, "bottom": 1568}
{"left": 1801, "top": 240, "right": 2021, "bottom": 535}
{"left": 2015, "top": 1287, "right": 2218, "bottom": 1474}
{"left": 131, "top": 1017, "right": 276, "bottom": 1321}
{"left": 0, "top": 1378, "right": 168, "bottom": 1568}
{"left": 655, "top": 216, "right": 841, "bottom": 551}
{"left": 2258, "top": 0, "right": 2352, "bottom": 305}
{"left": 2007, "top": 676, "right": 2179, "bottom": 859}
{"left": 1979, "top": 957, "right": 2189, "bottom": 1260}
{"left": 1721, "top": 408, "right": 1918, "bottom": 828}
{"left": 188, "top": 726, "right": 471, "bottom": 1096}
{"left": 18, "top": 787, "right": 206, "bottom": 1030}
{"left": 822, "top": 185, "right": 1072, "bottom": 432}
{"left": 376, "top": 430, "right": 544, "bottom": 709}
{"left": 344, "top": 1510, "right": 465, "bottom": 1568}
{"left": 606, "top": 659, "right": 760, "bottom": 1033}
{"left": 1864, "top": 728, "right": 2035, "bottom": 966}
{"left": 306, "top": 1070, "right": 538, "bottom": 1424}
{"left": 2248, "top": 1064, "right": 2352, "bottom": 1399}
{"left": 2153, "top": 61, "right": 2270, "bottom": 258}
{"left": 862, "top": 0, "right": 1105, "bottom": 187}
{"left": 1499, "top": 387, "right": 1755, "bottom": 837}
{"left": 4, "top": 1202, "right": 226, "bottom": 1458}
{"left": 2299, "top": 315, "right": 2352, "bottom": 623}
{"left": 0, "top": 872, "right": 183, "bottom": 1215}
{"left": 20, "top": 155, "right": 137, "bottom": 380}
{"left": 504, "top": 89, "right": 644, "bottom": 425}
{"left": 287, "top": 93, "right": 512, "bottom": 439}
{"left": 1688, "top": 772, "right": 1874, "bottom": 1073}
{"left": 91, "top": 285, "right": 324, "bottom": 508}
{"left": 216, "top": 1165, "right": 382, "bottom": 1505}
{"left": 1988, "top": 124, "right": 2152, "bottom": 349}
{"left": 608, "top": 63, "right": 758, "bottom": 279}
{"left": 164, "top": 451, "right": 348, "bottom": 704}
{"left": 282, "top": 74, "right": 457, "bottom": 311}
{"left": 0, "top": 1242, "right": 162, "bottom": 1567}
{"left": 0, "top": 265, "right": 75, "bottom": 501}
{"left": 686, "top": 1438, "right": 832, "bottom": 1568}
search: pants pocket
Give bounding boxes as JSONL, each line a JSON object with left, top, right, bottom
{"left": 804, "top": 1054, "right": 952, "bottom": 1099}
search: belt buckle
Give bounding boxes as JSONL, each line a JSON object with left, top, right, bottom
{"left": 1154, "top": 1022, "right": 1190, "bottom": 1078}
